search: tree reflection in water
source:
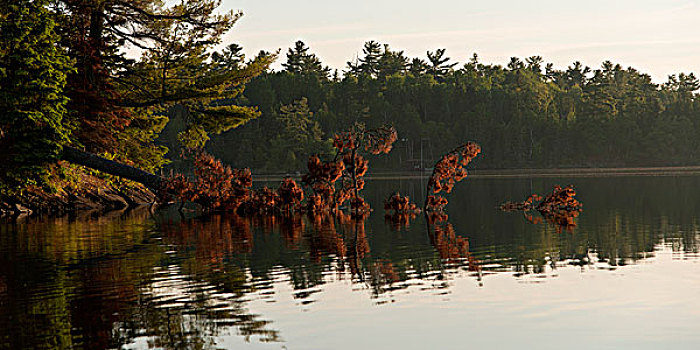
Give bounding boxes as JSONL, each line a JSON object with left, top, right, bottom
{"left": 0, "top": 209, "right": 280, "bottom": 349}
{"left": 3, "top": 176, "right": 700, "bottom": 349}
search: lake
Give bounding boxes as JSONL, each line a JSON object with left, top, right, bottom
{"left": 2, "top": 175, "right": 700, "bottom": 350}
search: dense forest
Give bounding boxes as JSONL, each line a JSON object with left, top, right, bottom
{"left": 0, "top": 0, "right": 272, "bottom": 204}
{"left": 2, "top": 0, "right": 700, "bottom": 206}
{"left": 187, "top": 40, "right": 700, "bottom": 172}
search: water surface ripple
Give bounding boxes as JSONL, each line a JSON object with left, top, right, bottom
{"left": 2, "top": 176, "right": 700, "bottom": 349}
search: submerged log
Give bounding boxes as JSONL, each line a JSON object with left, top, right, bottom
{"left": 62, "top": 146, "right": 164, "bottom": 191}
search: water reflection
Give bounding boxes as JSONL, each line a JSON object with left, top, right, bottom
{"left": 1, "top": 176, "right": 700, "bottom": 348}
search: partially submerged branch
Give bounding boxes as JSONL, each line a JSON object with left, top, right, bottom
{"left": 302, "top": 124, "right": 397, "bottom": 215}
{"left": 500, "top": 185, "right": 583, "bottom": 232}
{"left": 424, "top": 142, "right": 481, "bottom": 212}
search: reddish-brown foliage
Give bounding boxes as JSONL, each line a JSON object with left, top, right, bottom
{"left": 500, "top": 194, "right": 542, "bottom": 211}
{"left": 384, "top": 192, "right": 421, "bottom": 214}
{"left": 500, "top": 185, "right": 583, "bottom": 233}
{"left": 161, "top": 151, "right": 253, "bottom": 212}
{"left": 277, "top": 178, "right": 304, "bottom": 212}
{"left": 383, "top": 192, "right": 421, "bottom": 230}
{"left": 302, "top": 125, "right": 397, "bottom": 215}
{"left": 536, "top": 185, "right": 583, "bottom": 232}
{"left": 242, "top": 187, "right": 279, "bottom": 215}
{"left": 362, "top": 126, "right": 398, "bottom": 155}
{"left": 163, "top": 152, "right": 307, "bottom": 215}
{"left": 333, "top": 125, "right": 397, "bottom": 155}
{"left": 425, "top": 142, "right": 481, "bottom": 212}
{"left": 426, "top": 215, "right": 480, "bottom": 270}
{"left": 425, "top": 195, "right": 449, "bottom": 212}
{"left": 301, "top": 156, "right": 347, "bottom": 212}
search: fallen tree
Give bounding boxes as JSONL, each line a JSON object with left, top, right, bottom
{"left": 62, "top": 146, "right": 164, "bottom": 192}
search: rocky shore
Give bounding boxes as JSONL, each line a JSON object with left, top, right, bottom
{"left": 0, "top": 184, "right": 156, "bottom": 217}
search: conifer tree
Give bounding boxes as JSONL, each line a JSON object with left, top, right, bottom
{"left": 359, "top": 41, "right": 382, "bottom": 77}
{"left": 283, "top": 40, "right": 330, "bottom": 80}
{"left": 0, "top": 0, "right": 73, "bottom": 195}
{"left": 426, "top": 48, "right": 457, "bottom": 79}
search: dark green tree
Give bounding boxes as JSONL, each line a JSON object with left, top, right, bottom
{"left": 267, "top": 97, "right": 330, "bottom": 171}
{"left": 0, "top": 0, "right": 73, "bottom": 196}
{"left": 426, "top": 48, "right": 457, "bottom": 80}
{"left": 358, "top": 40, "right": 382, "bottom": 77}
{"left": 408, "top": 57, "right": 428, "bottom": 76}
{"left": 282, "top": 40, "right": 330, "bottom": 80}
{"left": 377, "top": 44, "right": 409, "bottom": 77}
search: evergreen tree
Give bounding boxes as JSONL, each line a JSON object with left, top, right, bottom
{"left": 377, "top": 44, "right": 409, "bottom": 77}
{"left": 409, "top": 58, "right": 428, "bottom": 76}
{"left": 0, "top": 0, "right": 73, "bottom": 195}
{"left": 283, "top": 40, "right": 330, "bottom": 80}
{"left": 267, "top": 98, "right": 330, "bottom": 171}
{"left": 358, "top": 40, "right": 382, "bottom": 77}
{"left": 426, "top": 48, "right": 456, "bottom": 79}
{"left": 283, "top": 40, "right": 310, "bottom": 73}
{"left": 0, "top": 0, "right": 274, "bottom": 196}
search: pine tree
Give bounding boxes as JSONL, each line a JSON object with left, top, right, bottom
{"left": 359, "top": 41, "right": 382, "bottom": 77}
{"left": 377, "top": 44, "right": 409, "bottom": 77}
{"left": 283, "top": 40, "right": 330, "bottom": 80}
{"left": 0, "top": 0, "right": 274, "bottom": 195}
{"left": 426, "top": 48, "right": 456, "bottom": 80}
{"left": 0, "top": 0, "right": 73, "bottom": 195}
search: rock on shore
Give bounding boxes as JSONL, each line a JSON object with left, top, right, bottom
{"left": 0, "top": 184, "right": 156, "bottom": 217}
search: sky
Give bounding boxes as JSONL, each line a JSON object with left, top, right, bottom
{"left": 216, "top": 0, "right": 700, "bottom": 82}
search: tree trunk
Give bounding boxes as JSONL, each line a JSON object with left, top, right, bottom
{"left": 62, "top": 146, "right": 163, "bottom": 191}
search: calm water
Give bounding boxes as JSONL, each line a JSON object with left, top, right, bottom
{"left": 2, "top": 176, "right": 700, "bottom": 350}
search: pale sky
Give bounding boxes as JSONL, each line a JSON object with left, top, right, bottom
{"left": 217, "top": 0, "right": 700, "bottom": 82}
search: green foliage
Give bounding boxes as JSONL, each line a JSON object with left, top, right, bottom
{"left": 0, "top": 0, "right": 273, "bottom": 197}
{"left": 117, "top": 3, "right": 274, "bottom": 149}
{"left": 116, "top": 108, "right": 170, "bottom": 172}
{"left": 283, "top": 40, "right": 330, "bottom": 80}
{"left": 206, "top": 40, "right": 700, "bottom": 172}
{"left": 0, "top": 0, "right": 73, "bottom": 195}
{"left": 267, "top": 97, "right": 331, "bottom": 171}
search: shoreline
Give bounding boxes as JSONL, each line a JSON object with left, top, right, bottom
{"left": 254, "top": 166, "right": 700, "bottom": 181}
{"left": 7, "top": 165, "right": 700, "bottom": 217}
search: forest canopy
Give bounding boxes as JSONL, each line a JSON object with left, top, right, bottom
{"left": 205, "top": 40, "right": 700, "bottom": 172}
{"left": 3, "top": 0, "right": 700, "bottom": 202}
{"left": 0, "top": 0, "right": 273, "bottom": 198}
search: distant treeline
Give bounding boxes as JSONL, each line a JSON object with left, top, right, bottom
{"left": 159, "top": 40, "right": 700, "bottom": 172}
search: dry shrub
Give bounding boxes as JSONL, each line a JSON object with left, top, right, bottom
{"left": 303, "top": 125, "right": 397, "bottom": 215}
{"left": 384, "top": 192, "right": 421, "bottom": 230}
{"left": 425, "top": 142, "right": 481, "bottom": 212}
{"left": 500, "top": 185, "right": 583, "bottom": 232}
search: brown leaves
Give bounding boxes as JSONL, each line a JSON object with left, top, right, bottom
{"left": 425, "top": 142, "right": 481, "bottom": 212}
{"left": 161, "top": 150, "right": 252, "bottom": 212}
{"left": 536, "top": 185, "right": 583, "bottom": 232}
{"left": 426, "top": 195, "right": 449, "bottom": 212}
{"left": 163, "top": 152, "right": 307, "bottom": 215}
{"left": 304, "top": 125, "right": 397, "bottom": 215}
{"left": 332, "top": 132, "right": 356, "bottom": 153}
{"left": 277, "top": 178, "right": 304, "bottom": 211}
{"left": 333, "top": 125, "right": 397, "bottom": 155}
{"left": 500, "top": 185, "right": 583, "bottom": 233}
{"left": 500, "top": 194, "right": 542, "bottom": 211}
{"left": 384, "top": 192, "right": 421, "bottom": 214}
{"left": 363, "top": 126, "right": 398, "bottom": 155}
